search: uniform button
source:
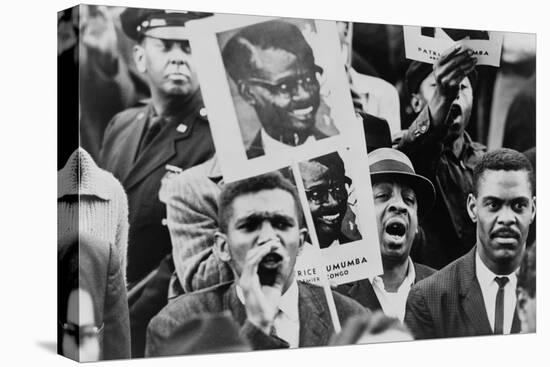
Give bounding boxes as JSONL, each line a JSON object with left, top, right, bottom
{"left": 161, "top": 218, "right": 168, "bottom": 226}
{"left": 199, "top": 107, "right": 207, "bottom": 117}
{"left": 176, "top": 124, "right": 188, "bottom": 133}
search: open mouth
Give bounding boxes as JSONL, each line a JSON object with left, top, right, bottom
{"left": 448, "top": 104, "right": 463, "bottom": 126}
{"left": 259, "top": 252, "right": 283, "bottom": 270}
{"left": 289, "top": 106, "right": 314, "bottom": 120}
{"left": 318, "top": 212, "right": 341, "bottom": 226}
{"left": 385, "top": 219, "right": 407, "bottom": 238}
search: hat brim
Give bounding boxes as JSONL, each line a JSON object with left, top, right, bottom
{"left": 145, "top": 26, "right": 191, "bottom": 40}
{"left": 370, "top": 171, "right": 436, "bottom": 218}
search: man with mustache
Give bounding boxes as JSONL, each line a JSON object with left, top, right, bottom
{"left": 337, "top": 148, "right": 435, "bottom": 324}
{"left": 398, "top": 44, "right": 486, "bottom": 269}
{"left": 299, "top": 152, "right": 362, "bottom": 249}
{"left": 99, "top": 8, "right": 215, "bottom": 356}
{"left": 405, "top": 148, "right": 536, "bottom": 339}
{"left": 146, "top": 172, "right": 366, "bottom": 355}
{"left": 222, "top": 20, "right": 335, "bottom": 160}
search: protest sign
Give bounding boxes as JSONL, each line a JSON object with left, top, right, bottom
{"left": 403, "top": 26, "right": 503, "bottom": 66}
{"left": 186, "top": 15, "right": 358, "bottom": 182}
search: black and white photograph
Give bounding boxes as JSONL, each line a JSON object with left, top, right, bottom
{"left": 185, "top": 14, "right": 359, "bottom": 182}
{"left": 53, "top": 1, "right": 539, "bottom": 364}
{"left": 299, "top": 151, "right": 361, "bottom": 249}
{"left": 218, "top": 19, "right": 340, "bottom": 160}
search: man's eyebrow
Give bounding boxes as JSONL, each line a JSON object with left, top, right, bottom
{"left": 234, "top": 212, "right": 296, "bottom": 226}
{"left": 481, "top": 196, "right": 531, "bottom": 203}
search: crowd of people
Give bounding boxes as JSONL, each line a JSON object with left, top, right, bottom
{"left": 57, "top": 6, "right": 536, "bottom": 361}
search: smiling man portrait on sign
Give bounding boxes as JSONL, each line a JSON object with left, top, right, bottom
{"left": 222, "top": 20, "right": 338, "bottom": 159}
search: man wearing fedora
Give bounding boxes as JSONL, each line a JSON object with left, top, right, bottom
{"left": 99, "top": 8, "right": 215, "bottom": 356}
{"left": 337, "top": 148, "right": 435, "bottom": 325}
{"left": 398, "top": 44, "right": 486, "bottom": 269}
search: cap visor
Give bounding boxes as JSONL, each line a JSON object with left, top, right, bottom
{"left": 145, "top": 26, "right": 191, "bottom": 40}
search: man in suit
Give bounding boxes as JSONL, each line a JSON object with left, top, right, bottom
{"left": 337, "top": 148, "right": 435, "bottom": 322}
{"left": 147, "top": 172, "right": 367, "bottom": 355}
{"left": 222, "top": 20, "right": 335, "bottom": 160}
{"left": 99, "top": 8, "right": 215, "bottom": 356}
{"left": 405, "top": 148, "right": 536, "bottom": 339}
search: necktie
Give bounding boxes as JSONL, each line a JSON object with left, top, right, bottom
{"left": 138, "top": 115, "right": 164, "bottom": 157}
{"left": 494, "top": 276, "right": 509, "bottom": 334}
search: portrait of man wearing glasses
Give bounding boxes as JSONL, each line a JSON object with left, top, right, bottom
{"left": 222, "top": 19, "right": 339, "bottom": 160}
{"left": 298, "top": 152, "right": 361, "bottom": 249}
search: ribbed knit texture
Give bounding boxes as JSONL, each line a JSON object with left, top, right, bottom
{"left": 58, "top": 148, "right": 129, "bottom": 283}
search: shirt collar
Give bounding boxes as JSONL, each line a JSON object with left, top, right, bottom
{"left": 260, "top": 128, "right": 316, "bottom": 156}
{"left": 475, "top": 247, "right": 518, "bottom": 288}
{"left": 235, "top": 279, "right": 299, "bottom": 322}
{"left": 373, "top": 257, "right": 416, "bottom": 291}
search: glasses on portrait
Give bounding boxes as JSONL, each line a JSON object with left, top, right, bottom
{"left": 246, "top": 65, "right": 323, "bottom": 99}
{"left": 59, "top": 321, "right": 103, "bottom": 346}
{"left": 305, "top": 180, "right": 348, "bottom": 204}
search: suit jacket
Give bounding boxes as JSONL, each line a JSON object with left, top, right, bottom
{"left": 404, "top": 246, "right": 521, "bottom": 339}
{"left": 246, "top": 127, "right": 329, "bottom": 160}
{"left": 336, "top": 261, "right": 435, "bottom": 311}
{"left": 99, "top": 91, "right": 215, "bottom": 284}
{"left": 146, "top": 281, "right": 367, "bottom": 356}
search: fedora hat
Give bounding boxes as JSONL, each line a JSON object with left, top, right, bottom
{"left": 368, "top": 148, "right": 435, "bottom": 217}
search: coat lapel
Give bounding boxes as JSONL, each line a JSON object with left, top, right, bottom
{"left": 297, "top": 283, "right": 332, "bottom": 347}
{"left": 116, "top": 106, "right": 149, "bottom": 182}
{"left": 347, "top": 279, "right": 382, "bottom": 311}
{"left": 459, "top": 247, "right": 493, "bottom": 335}
{"left": 123, "top": 93, "right": 204, "bottom": 191}
{"left": 246, "top": 132, "right": 265, "bottom": 159}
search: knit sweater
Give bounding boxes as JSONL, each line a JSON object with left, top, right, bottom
{"left": 58, "top": 148, "right": 129, "bottom": 282}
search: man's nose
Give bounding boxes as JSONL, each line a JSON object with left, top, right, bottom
{"left": 258, "top": 221, "right": 278, "bottom": 240}
{"left": 322, "top": 190, "right": 339, "bottom": 208}
{"left": 388, "top": 195, "right": 407, "bottom": 214}
{"left": 291, "top": 82, "right": 311, "bottom": 101}
{"left": 168, "top": 45, "right": 190, "bottom": 64}
{"left": 497, "top": 206, "right": 517, "bottom": 226}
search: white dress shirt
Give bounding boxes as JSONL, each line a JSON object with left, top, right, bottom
{"left": 261, "top": 129, "right": 317, "bottom": 156}
{"left": 236, "top": 280, "right": 300, "bottom": 348}
{"left": 371, "top": 257, "right": 416, "bottom": 322}
{"left": 475, "top": 250, "right": 518, "bottom": 334}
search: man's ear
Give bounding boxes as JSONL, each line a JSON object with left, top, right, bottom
{"left": 237, "top": 80, "right": 256, "bottom": 105}
{"left": 410, "top": 93, "right": 425, "bottom": 114}
{"left": 133, "top": 44, "right": 147, "bottom": 73}
{"left": 467, "top": 193, "right": 478, "bottom": 223}
{"left": 213, "top": 232, "right": 231, "bottom": 263}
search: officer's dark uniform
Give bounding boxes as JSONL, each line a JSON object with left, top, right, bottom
{"left": 99, "top": 8, "right": 214, "bottom": 357}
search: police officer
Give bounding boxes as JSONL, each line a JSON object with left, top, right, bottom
{"left": 99, "top": 8, "right": 215, "bottom": 356}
